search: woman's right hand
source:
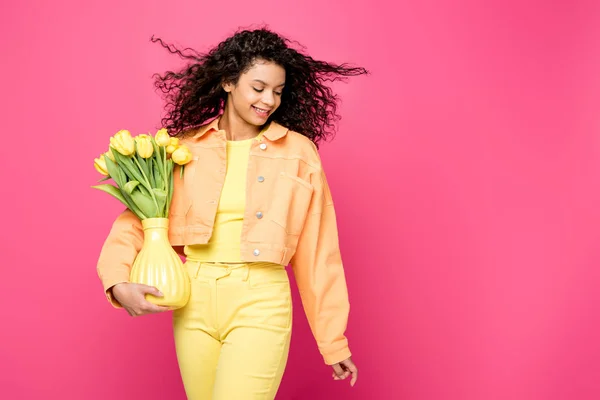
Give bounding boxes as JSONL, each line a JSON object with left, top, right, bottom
{"left": 111, "top": 283, "right": 170, "bottom": 317}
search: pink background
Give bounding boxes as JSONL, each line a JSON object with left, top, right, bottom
{"left": 2, "top": 0, "right": 600, "bottom": 399}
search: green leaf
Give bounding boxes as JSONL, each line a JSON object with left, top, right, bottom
{"left": 109, "top": 148, "right": 120, "bottom": 164}
{"left": 147, "top": 157, "right": 156, "bottom": 188}
{"left": 151, "top": 140, "right": 165, "bottom": 181}
{"left": 136, "top": 152, "right": 152, "bottom": 185}
{"left": 105, "top": 155, "right": 125, "bottom": 188}
{"left": 91, "top": 184, "right": 147, "bottom": 219}
{"left": 130, "top": 189, "right": 158, "bottom": 218}
{"left": 113, "top": 151, "right": 150, "bottom": 191}
{"left": 96, "top": 175, "right": 112, "bottom": 183}
{"left": 166, "top": 164, "right": 174, "bottom": 217}
{"left": 122, "top": 191, "right": 148, "bottom": 220}
{"left": 136, "top": 154, "right": 147, "bottom": 174}
{"left": 108, "top": 148, "right": 131, "bottom": 185}
{"left": 152, "top": 188, "right": 167, "bottom": 217}
{"left": 153, "top": 158, "right": 163, "bottom": 190}
{"left": 111, "top": 152, "right": 136, "bottom": 182}
{"left": 123, "top": 180, "right": 141, "bottom": 194}
{"left": 91, "top": 184, "right": 129, "bottom": 209}
{"left": 116, "top": 166, "right": 128, "bottom": 188}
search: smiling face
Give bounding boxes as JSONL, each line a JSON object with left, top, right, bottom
{"left": 222, "top": 59, "right": 286, "bottom": 127}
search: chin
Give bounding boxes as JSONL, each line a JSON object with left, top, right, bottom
{"left": 246, "top": 115, "right": 268, "bottom": 126}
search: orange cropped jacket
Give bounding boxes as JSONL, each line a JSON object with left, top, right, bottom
{"left": 96, "top": 118, "right": 351, "bottom": 365}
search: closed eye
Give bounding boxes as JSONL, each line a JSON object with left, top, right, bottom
{"left": 254, "top": 88, "right": 283, "bottom": 96}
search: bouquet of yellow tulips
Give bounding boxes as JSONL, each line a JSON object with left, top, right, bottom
{"left": 93, "top": 128, "right": 193, "bottom": 310}
{"left": 92, "top": 128, "right": 192, "bottom": 219}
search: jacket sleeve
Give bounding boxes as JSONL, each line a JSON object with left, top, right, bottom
{"left": 96, "top": 209, "right": 144, "bottom": 308}
{"left": 290, "top": 166, "right": 352, "bottom": 365}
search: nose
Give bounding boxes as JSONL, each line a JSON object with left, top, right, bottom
{"left": 262, "top": 91, "right": 275, "bottom": 107}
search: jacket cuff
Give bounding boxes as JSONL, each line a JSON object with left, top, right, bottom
{"left": 323, "top": 347, "right": 352, "bottom": 365}
{"left": 101, "top": 275, "right": 129, "bottom": 309}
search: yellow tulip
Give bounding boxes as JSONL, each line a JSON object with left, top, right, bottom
{"left": 135, "top": 134, "right": 154, "bottom": 158}
{"left": 155, "top": 128, "right": 171, "bottom": 147}
{"left": 166, "top": 137, "right": 180, "bottom": 154}
{"left": 94, "top": 154, "right": 109, "bottom": 176}
{"left": 172, "top": 145, "right": 193, "bottom": 165}
{"left": 110, "top": 129, "right": 135, "bottom": 156}
{"left": 105, "top": 149, "right": 115, "bottom": 162}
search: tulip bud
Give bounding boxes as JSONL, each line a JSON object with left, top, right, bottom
{"left": 94, "top": 154, "right": 109, "bottom": 176}
{"left": 166, "top": 137, "right": 180, "bottom": 154}
{"left": 110, "top": 130, "right": 135, "bottom": 156}
{"left": 172, "top": 145, "right": 193, "bottom": 165}
{"left": 155, "top": 128, "right": 171, "bottom": 147}
{"left": 135, "top": 134, "right": 154, "bottom": 158}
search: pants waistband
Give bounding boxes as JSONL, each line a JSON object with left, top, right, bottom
{"left": 185, "top": 260, "right": 280, "bottom": 268}
{"left": 184, "top": 260, "right": 285, "bottom": 280}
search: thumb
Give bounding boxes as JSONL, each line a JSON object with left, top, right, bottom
{"left": 138, "top": 284, "right": 163, "bottom": 297}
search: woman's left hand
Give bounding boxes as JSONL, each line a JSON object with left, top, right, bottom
{"left": 331, "top": 356, "right": 358, "bottom": 386}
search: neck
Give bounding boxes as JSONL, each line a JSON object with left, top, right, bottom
{"left": 219, "top": 105, "right": 262, "bottom": 141}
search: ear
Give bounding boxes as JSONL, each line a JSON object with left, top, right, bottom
{"left": 222, "top": 81, "right": 234, "bottom": 93}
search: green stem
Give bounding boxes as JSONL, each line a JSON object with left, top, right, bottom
{"left": 164, "top": 146, "right": 169, "bottom": 217}
{"left": 164, "top": 146, "right": 168, "bottom": 189}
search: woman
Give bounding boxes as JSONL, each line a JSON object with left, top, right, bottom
{"left": 96, "top": 27, "right": 367, "bottom": 399}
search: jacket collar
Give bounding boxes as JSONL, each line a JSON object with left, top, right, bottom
{"left": 191, "top": 116, "right": 288, "bottom": 141}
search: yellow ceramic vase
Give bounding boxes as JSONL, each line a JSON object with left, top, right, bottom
{"left": 130, "top": 218, "right": 190, "bottom": 310}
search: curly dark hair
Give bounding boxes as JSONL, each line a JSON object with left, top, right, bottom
{"left": 152, "top": 27, "right": 368, "bottom": 146}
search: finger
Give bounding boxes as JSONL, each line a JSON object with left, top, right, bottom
{"left": 126, "top": 306, "right": 142, "bottom": 317}
{"left": 346, "top": 364, "right": 358, "bottom": 386}
{"left": 337, "top": 364, "right": 350, "bottom": 379}
{"left": 350, "top": 369, "right": 358, "bottom": 386}
{"left": 343, "top": 359, "right": 357, "bottom": 372}
{"left": 144, "top": 303, "right": 170, "bottom": 313}
{"left": 332, "top": 364, "right": 345, "bottom": 378}
{"left": 341, "top": 359, "right": 358, "bottom": 385}
{"left": 337, "top": 369, "right": 349, "bottom": 379}
{"left": 140, "top": 285, "right": 163, "bottom": 297}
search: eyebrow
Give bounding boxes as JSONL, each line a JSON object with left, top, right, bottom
{"left": 252, "top": 79, "right": 285, "bottom": 87}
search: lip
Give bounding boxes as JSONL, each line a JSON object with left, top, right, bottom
{"left": 252, "top": 106, "right": 272, "bottom": 117}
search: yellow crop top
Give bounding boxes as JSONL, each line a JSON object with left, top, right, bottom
{"left": 184, "top": 131, "right": 263, "bottom": 262}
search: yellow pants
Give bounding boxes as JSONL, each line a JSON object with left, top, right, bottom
{"left": 173, "top": 261, "right": 292, "bottom": 400}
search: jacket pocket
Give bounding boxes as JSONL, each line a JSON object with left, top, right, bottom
{"left": 269, "top": 172, "right": 314, "bottom": 236}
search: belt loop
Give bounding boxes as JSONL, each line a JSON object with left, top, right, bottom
{"left": 193, "top": 261, "right": 201, "bottom": 278}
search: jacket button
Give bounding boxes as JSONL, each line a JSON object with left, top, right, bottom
{"left": 256, "top": 211, "right": 263, "bottom": 219}
{"left": 259, "top": 143, "right": 267, "bottom": 150}
{"left": 253, "top": 249, "right": 260, "bottom": 256}
{"left": 257, "top": 176, "right": 265, "bottom": 183}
